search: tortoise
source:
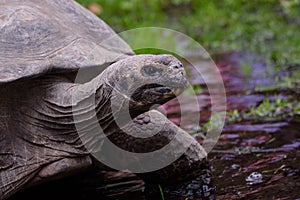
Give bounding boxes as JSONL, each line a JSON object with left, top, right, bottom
{"left": 0, "top": 0, "right": 209, "bottom": 199}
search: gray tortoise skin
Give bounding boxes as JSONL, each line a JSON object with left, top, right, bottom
{"left": 0, "top": 0, "right": 208, "bottom": 199}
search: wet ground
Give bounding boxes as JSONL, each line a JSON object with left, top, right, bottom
{"left": 156, "top": 51, "right": 300, "bottom": 199}
{"left": 208, "top": 52, "right": 300, "bottom": 200}
{"left": 9, "top": 52, "right": 300, "bottom": 200}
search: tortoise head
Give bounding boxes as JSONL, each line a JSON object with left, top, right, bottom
{"left": 103, "top": 54, "right": 188, "bottom": 117}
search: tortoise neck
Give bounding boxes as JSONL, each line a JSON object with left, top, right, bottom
{"left": 61, "top": 70, "right": 132, "bottom": 135}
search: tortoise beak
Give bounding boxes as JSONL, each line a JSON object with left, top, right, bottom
{"left": 131, "top": 83, "right": 185, "bottom": 103}
{"left": 161, "top": 87, "right": 185, "bottom": 99}
{"left": 128, "top": 83, "right": 186, "bottom": 118}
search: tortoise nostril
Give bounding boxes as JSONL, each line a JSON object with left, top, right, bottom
{"left": 172, "top": 63, "right": 184, "bottom": 69}
{"left": 171, "top": 62, "right": 183, "bottom": 70}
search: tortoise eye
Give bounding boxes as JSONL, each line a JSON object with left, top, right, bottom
{"left": 142, "top": 65, "right": 162, "bottom": 77}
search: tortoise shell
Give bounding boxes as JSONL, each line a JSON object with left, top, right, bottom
{"left": 0, "top": 0, "right": 133, "bottom": 83}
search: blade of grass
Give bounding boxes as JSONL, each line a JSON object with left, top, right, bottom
{"left": 158, "top": 184, "right": 165, "bottom": 200}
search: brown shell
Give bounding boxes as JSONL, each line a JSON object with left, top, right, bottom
{"left": 0, "top": 0, "right": 134, "bottom": 83}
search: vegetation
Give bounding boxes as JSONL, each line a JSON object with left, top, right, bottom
{"left": 158, "top": 184, "right": 165, "bottom": 200}
{"left": 76, "top": 0, "right": 300, "bottom": 68}
{"left": 227, "top": 97, "right": 300, "bottom": 123}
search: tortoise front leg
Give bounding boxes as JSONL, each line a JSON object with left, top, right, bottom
{"left": 103, "top": 110, "right": 208, "bottom": 183}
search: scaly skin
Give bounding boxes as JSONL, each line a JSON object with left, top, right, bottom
{"left": 107, "top": 110, "right": 208, "bottom": 183}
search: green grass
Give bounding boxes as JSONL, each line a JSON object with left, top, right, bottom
{"left": 158, "top": 184, "right": 165, "bottom": 200}
{"left": 255, "top": 72, "right": 300, "bottom": 93}
{"left": 227, "top": 97, "right": 300, "bottom": 123}
{"left": 76, "top": 0, "right": 300, "bottom": 69}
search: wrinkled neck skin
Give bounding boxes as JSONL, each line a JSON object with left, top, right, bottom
{"left": 9, "top": 65, "right": 142, "bottom": 152}
{"left": 71, "top": 67, "right": 140, "bottom": 134}
{"left": 41, "top": 69, "right": 133, "bottom": 139}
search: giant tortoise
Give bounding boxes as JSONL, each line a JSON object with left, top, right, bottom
{"left": 0, "top": 0, "right": 209, "bottom": 199}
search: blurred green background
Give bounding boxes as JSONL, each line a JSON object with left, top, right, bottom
{"left": 76, "top": 0, "right": 300, "bottom": 68}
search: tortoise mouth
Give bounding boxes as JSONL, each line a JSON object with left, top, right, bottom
{"left": 136, "top": 83, "right": 184, "bottom": 99}
{"left": 128, "top": 83, "right": 185, "bottom": 118}
{"left": 130, "top": 83, "right": 184, "bottom": 104}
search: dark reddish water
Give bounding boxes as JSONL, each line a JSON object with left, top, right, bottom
{"left": 10, "top": 52, "right": 300, "bottom": 200}
{"left": 209, "top": 52, "right": 300, "bottom": 200}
